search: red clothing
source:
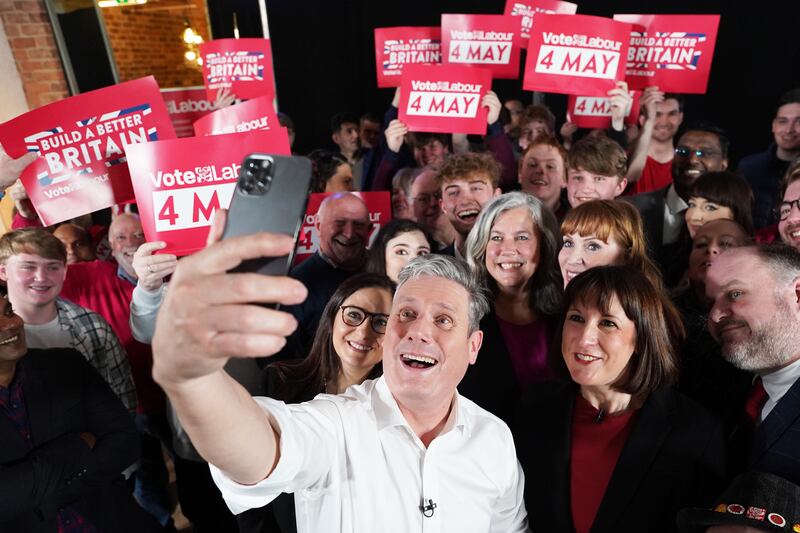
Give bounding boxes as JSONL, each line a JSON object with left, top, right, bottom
{"left": 496, "top": 316, "right": 554, "bottom": 388}
{"left": 570, "top": 394, "right": 637, "bottom": 533}
{"left": 61, "top": 260, "right": 165, "bottom": 415}
{"left": 627, "top": 156, "right": 673, "bottom": 196}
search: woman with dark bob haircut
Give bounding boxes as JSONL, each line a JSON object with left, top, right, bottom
{"left": 237, "top": 273, "right": 395, "bottom": 533}
{"left": 366, "top": 219, "right": 437, "bottom": 283}
{"left": 684, "top": 170, "right": 754, "bottom": 238}
{"left": 514, "top": 265, "right": 726, "bottom": 533}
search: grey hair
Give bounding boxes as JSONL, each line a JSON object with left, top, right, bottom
{"left": 396, "top": 254, "right": 490, "bottom": 333}
{"left": 465, "top": 191, "right": 563, "bottom": 317}
{"left": 392, "top": 167, "right": 424, "bottom": 197}
{"left": 749, "top": 243, "right": 800, "bottom": 287}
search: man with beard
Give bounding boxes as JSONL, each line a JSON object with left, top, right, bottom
{"left": 281, "top": 193, "right": 372, "bottom": 360}
{"left": 627, "top": 122, "right": 729, "bottom": 285}
{"left": 625, "top": 89, "right": 684, "bottom": 195}
{"left": 739, "top": 89, "right": 800, "bottom": 228}
{"left": 435, "top": 153, "right": 502, "bottom": 258}
{"left": 705, "top": 244, "right": 800, "bottom": 485}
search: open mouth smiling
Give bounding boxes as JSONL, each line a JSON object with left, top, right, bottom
{"left": 401, "top": 353, "right": 438, "bottom": 369}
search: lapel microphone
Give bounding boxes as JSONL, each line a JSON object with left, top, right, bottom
{"left": 420, "top": 499, "right": 437, "bottom": 518}
{"left": 595, "top": 407, "right": 605, "bottom": 424}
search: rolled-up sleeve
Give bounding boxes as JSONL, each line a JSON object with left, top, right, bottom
{"left": 209, "top": 396, "right": 340, "bottom": 514}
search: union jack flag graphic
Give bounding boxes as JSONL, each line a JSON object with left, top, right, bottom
{"left": 24, "top": 127, "right": 64, "bottom": 153}
{"left": 628, "top": 31, "right": 706, "bottom": 71}
{"left": 206, "top": 51, "right": 265, "bottom": 83}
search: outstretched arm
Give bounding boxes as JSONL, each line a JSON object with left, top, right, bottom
{"left": 152, "top": 211, "right": 307, "bottom": 485}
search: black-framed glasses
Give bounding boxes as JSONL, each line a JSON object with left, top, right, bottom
{"left": 778, "top": 199, "right": 800, "bottom": 221}
{"left": 339, "top": 305, "right": 389, "bottom": 334}
{"left": 674, "top": 146, "right": 719, "bottom": 159}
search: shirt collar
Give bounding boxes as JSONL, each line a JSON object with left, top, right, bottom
{"left": 665, "top": 184, "right": 688, "bottom": 215}
{"left": 373, "top": 377, "right": 468, "bottom": 440}
{"left": 117, "top": 264, "right": 137, "bottom": 285}
{"left": 762, "top": 357, "right": 800, "bottom": 401}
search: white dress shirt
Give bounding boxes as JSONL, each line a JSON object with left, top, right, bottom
{"left": 761, "top": 357, "right": 800, "bottom": 422}
{"left": 210, "top": 377, "right": 529, "bottom": 533}
{"left": 662, "top": 184, "right": 689, "bottom": 245}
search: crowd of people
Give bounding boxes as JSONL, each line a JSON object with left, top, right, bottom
{"left": 0, "top": 75, "right": 800, "bottom": 533}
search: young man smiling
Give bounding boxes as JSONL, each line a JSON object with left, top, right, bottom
{"left": 566, "top": 136, "right": 629, "bottom": 209}
{"left": 436, "top": 152, "right": 502, "bottom": 258}
{"left": 0, "top": 228, "right": 136, "bottom": 414}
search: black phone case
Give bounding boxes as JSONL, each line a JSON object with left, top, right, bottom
{"left": 222, "top": 153, "right": 312, "bottom": 277}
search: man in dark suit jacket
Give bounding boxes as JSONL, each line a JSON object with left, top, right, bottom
{"left": 0, "top": 294, "right": 162, "bottom": 533}
{"left": 705, "top": 244, "right": 800, "bottom": 486}
{"left": 627, "top": 122, "right": 729, "bottom": 286}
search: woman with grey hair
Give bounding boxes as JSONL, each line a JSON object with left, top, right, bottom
{"left": 460, "top": 191, "right": 563, "bottom": 423}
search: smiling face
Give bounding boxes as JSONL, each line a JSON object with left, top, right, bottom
{"left": 561, "top": 296, "right": 637, "bottom": 391}
{"left": 566, "top": 168, "right": 626, "bottom": 208}
{"left": 688, "top": 219, "right": 749, "bottom": 290}
{"left": 440, "top": 174, "right": 499, "bottom": 238}
{"left": 705, "top": 249, "right": 800, "bottom": 373}
{"left": 109, "top": 214, "right": 145, "bottom": 278}
{"left": 518, "top": 144, "right": 566, "bottom": 210}
{"left": 672, "top": 131, "right": 728, "bottom": 196}
{"left": 685, "top": 196, "right": 735, "bottom": 238}
{"left": 559, "top": 232, "right": 624, "bottom": 287}
{"left": 0, "top": 296, "right": 27, "bottom": 366}
{"left": 414, "top": 139, "right": 448, "bottom": 168}
{"left": 409, "top": 170, "right": 443, "bottom": 230}
{"left": 384, "top": 231, "right": 431, "bottom": 283}
{"left": 773, "top": 102, "right": 800, "bottom": 154}
{"left": 382, "top": 276, "right": 483, "bottom": 413}
{"left": 317, "top": 194, "right": 371, "bottom": 270}
{"left": 332, "top": 286, "right": 393, "bottom": 382}
{"left": 779, "top": 179, "right": 800, "bottom": 250}
{"left": 0, "top": 253, "right": 66, "bottom": 312}
{"left": 651, "top": 98, "right": 683, "bottom": 143}
{"left": 485, "top": 207, "right": 540, "bottom": 292}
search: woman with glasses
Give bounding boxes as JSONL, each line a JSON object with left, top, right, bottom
{"left": 462, "top": 191, "right": 563, "bottom": 423}
{"left": 778, "top": 159, "right": 800, "bottom": 250}
{"left": 238, "top": 273, "right": 395, "bottom": 533}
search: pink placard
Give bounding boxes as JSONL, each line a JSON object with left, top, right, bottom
{"left": 566, "top": 91, "right": 642, "bottom": 129}
{"left": 441, "top": 14, "right": 521, "bottom": 79}
{"left": 523, "top": 14, "right": 631, "bottom": 96}
{"left": 613, "top": 14, "right": 720, "bottom": 94}
{"left": 374, "top": 26, "right": 442, "bottom": 88}
{"left": 200, "top": 38, "right": 275, "bottom": 101}
{"left": 161, "top": 86, "right": 215, "bottom": 138}
{"left": 126, "top": 130, "right": 289, "bottom": 256}
{"left": 192, "top": 96, "right": 290, "bottom": 154}
{"left": 0, "top": 76, "right": 176, "bottom": 226}
{"left": 503, "top": 0, "right": 578, "bottom": 47}
{"left": 398, "top": 64, "right": 491, "bottom": 135}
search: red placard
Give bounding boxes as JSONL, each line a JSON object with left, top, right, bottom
{"left": 0, "top": 76, "right": 176, "bottom": 226}
{"left": 294, "top": 191, "right": 391, "bottom": 266}
{"left": 503, "top": 0, "right": 577, "bottom": 47}
{"left": 613, "top": 14, "right": 720, "bottom": 94}
{"left": 441, "top": 14, "right": 520, "bottom": 79}
{"left": 192, "top": 96, "right": 290, "bottom": 153}
{"left": 523, "top": 14, "right": 631, "bottom": 96}
{"left": 200, "top": 38, "right": 275, "bottom": 101}
{"left": 374, "top": 27, "right": 442, "bottom": 88}
{"left": 566, "top": 91, "right": 642, "bottom": 129}
{"left": 398, "top": 64, "right": 491, "bottom": 135}
{"left": 161, "top": 86, "right": 215, "bottom": 138}
{"left": 126, "top": 130, "right": 290, "bottom": 256}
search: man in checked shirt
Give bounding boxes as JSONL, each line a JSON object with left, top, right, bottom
{"left": 0, "top": 228, "right": 137, "bottom": 414}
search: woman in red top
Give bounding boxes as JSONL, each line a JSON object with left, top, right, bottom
{"left": 514, "top": 265, "right": 726, "bottom": 533}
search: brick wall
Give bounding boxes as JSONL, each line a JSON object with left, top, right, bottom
{"left": 100, "top": 0, "right": 210, "bottom": 88}
{"left": 0, "top": 0, "right": 69, "bottom": 109}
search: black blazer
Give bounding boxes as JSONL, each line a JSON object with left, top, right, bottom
{"left": 458, "top": 309, "right": 554, "bottom": 424}
{"left": 514, "top": 382, "right": 726, "bottom": 533}
{"left": 751, "top": 375, "right": 800, "bottom": 486}
{"left": 0, "top": 349, "right": 162, "bottom": 533}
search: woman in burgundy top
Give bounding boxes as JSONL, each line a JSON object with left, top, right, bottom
{"left": 514, "top": 265, "right": 726, "bottom": 533}
{"left": 462, "top": 191, "right": 563, "bottom": 423}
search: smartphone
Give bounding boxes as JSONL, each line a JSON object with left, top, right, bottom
{"left": 221, "top": 153, "right": 312, "bottom": 278}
